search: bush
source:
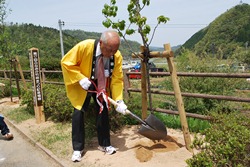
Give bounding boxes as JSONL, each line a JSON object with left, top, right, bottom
{"left": 42, "top": 84, "right": 72, "bottom": 122}
{"left": 0, "top": 81, "right": 9, "bottom": 98}
{"left": 186, "top": 112, "right": 250, "bottom": 167}
{"left": 20, "top": 84, "right": 72, "bottom": 121}
{"left": 20, "top": 88, "right": 35, "bottom": 115}
{"left": 20, "top": 84, "right": 125, "bottom": 132}
{"left": 0, "top": 80, "right": 19, "bottom": 98}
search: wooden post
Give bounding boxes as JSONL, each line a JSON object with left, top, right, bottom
{"left": 9, "top": 59, "right": 13, "bottom": 102}
{"left": 29, "top": 48, "right": 45, "bottom": 124}
{"left": 15, "top": 56, "right": 27, "bottom": 90}
{"left": 164, "top": 43, "right": 192, "bottom": 152}
{"left": 12, "top": 59, "right": 21, "bottom": 100}
{"left": 122, "top": 69, "right": 129, "bottom": 99}
{"left": 3, "top": 69, "right": 7, "bottom": 79}
{"left": 140, "top": 46, "right": 148, "bottom": 120}
{"left": 42, "top": 68, "right": 46, "bottom": 84}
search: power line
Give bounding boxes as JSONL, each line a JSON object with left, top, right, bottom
{"left": 63, "top": 21, "right": 208, "bottom": 29}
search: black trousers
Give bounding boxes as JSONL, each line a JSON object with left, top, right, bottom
{"left": 0, "top": 115, "right": 10, "bottom": 135}
{"left": 72, "top": 90, "right": 111, "bottom": 151}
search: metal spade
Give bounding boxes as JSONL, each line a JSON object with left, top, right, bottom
{"left": 108, "top": 97, "right": 167, "bottom": 140}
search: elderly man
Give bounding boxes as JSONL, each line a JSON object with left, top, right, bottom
{"left": 61, "top": 30, "right": 127, "bottom": 162}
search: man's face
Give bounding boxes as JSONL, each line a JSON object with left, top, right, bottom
{"left": 100, "top": 40, "right": 119, "bottom": 57}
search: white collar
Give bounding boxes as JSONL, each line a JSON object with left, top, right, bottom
{"left": 96, "top": 42, "right": 101, "bottom": 57}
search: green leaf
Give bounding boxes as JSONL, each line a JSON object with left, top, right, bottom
{"left": 142, "top": 24, "right": 151, "bottom": 34}
{"left": 102, "top": 20, "right": 112, "bottom": 28}
{"left": 126, "top": 29, "right": 135, "bottom": 35}
{"left": 118, "top": 20, "right": 126, "bottom": 30}
{"left": 157, "top": 15, "right": 169, "bottom": 24}
{"left": 127, "top": 2, "right": 134, "bottom": 11}
{"left": 111, "top": 0, "right": 116, "bottom": 5}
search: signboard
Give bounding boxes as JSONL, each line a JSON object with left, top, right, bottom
{"left": 29, "top": 48, "right": 43, "bottom": 106}
{"left": 29, "top": 48, "right": 45, "bottom": 123}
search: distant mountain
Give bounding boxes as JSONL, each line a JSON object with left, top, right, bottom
{"left": 181, "top": 3, "right": 250, "bottom": 58}
{"left": 4, "top": 22, "right": 185, "bottom": 61}
{"left": 63, "top": 29, "right": 141, "bottom": 59}
{"left": 5, "top": 24, "right": 140, "bottom": 59}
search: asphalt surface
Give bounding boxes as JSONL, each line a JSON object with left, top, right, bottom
{"left": 0, "top": 119, "right": 64, "bottom": 167}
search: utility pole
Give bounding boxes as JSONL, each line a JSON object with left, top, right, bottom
{"left": 58, "top": 19, "right": 65, "bottom": 57}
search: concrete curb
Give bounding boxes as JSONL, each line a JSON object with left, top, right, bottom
{"left": 4, "top": 117, "right": 66, "bottom": 167}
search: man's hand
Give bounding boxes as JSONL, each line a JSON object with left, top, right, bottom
{"left": 79, "top": 78, "right": 91, "bottom": 90}
{"left": 115, "top": 100, "right": 127, "bottom": 115}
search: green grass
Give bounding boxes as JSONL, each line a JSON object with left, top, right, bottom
{"left": 126, "top": 92, "right": 211, "bottom": 133}
{"left": 5, "top": 106, "right": 34, "bottom": 123}
{"left": 33, "top": 123, "right": 71, "bottom": 157}
{"left": 155, "top": 112, "right": 210, "bottom": 133}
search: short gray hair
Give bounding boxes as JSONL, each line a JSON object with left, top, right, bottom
{"left": 101, "top": 30, "right": 120, "bottom": 44}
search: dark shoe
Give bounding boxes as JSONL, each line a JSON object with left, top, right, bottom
{"left": 4, "top": 133, "right": 13, "bottom": 140}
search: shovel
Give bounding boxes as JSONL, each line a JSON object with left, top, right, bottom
{"left": 108, "top": 97, "right": 167, "bottom": 140}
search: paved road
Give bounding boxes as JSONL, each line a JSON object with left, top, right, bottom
{"left": 0, "top": 122, "right": 63, "bottom": 167}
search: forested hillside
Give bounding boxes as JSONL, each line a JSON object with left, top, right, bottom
{"left": 2, "top": 3, "right": 250, "bottom": 66}
{"left": 182, "top": 3, "right": 250, "bottom": 60}
{"left": 5, "top": 23, "right": 140, "bottom": 59}
{"left": 64, "top": 29, "right": 141, "bottom": 58}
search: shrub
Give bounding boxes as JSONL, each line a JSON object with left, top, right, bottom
{"left": 20, "top": 84, "right": 71, "bottom": 121}
{"left": 0, "top": 81, "right": 9, "bottom": 98}
{"left": 42, "top": 84, "right": 72, "bottom": 122}
{"left": 0, "top": 80, "right": 19, "bottom": 98}
{"left": 186, "top": 112, "right": 250, "bottom": 167}
{"left": 20, "top": 83, "right": 125, "bottom": 132}
{"left": 20, "top": 88, "right": 35, "bottom": 115}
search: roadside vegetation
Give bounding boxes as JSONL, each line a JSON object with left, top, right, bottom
{"left": 1, "top": 50, "right": 250, "bottom": 166}
{"left": 0, "top": 1, "right": 250, "bottom": 166}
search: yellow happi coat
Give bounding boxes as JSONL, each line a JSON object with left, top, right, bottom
{"left": 61, "top": 39, "right": 124, "bottom": 110}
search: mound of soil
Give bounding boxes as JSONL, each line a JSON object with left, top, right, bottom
{"left": 0, "top": 97, "right": 196, "bottom": 167}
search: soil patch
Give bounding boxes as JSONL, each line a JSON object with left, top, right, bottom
{"left": 0, "top": 97, "right": 196, "bottom": 167}
{"left": 135, "top": 135, "right": 183, "bottom": 162}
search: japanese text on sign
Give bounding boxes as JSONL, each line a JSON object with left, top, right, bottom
{"left": 29, "top": 49, "right": 43, "bottom": 106}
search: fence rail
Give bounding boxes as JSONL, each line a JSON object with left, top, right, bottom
{"left": 1, "top": 69, "right": 250, "bottom": 121}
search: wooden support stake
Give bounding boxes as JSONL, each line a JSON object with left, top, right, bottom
{"left": 9, "top": 59, "right": 13, "bottom": 102}
{"left": 140, "top": 46, "right": 148, "bottom": 120}
{"left": 15, "top": 56, "right": 27, "bottom": 90}
{"left": 132, "top": 50, "right": 172, "bottom": 58}
{"left": 164, "top": 43, "right": 192, "bottom": 152}
{"left": 3, "top": 69, "right": 7, "bottom": 79}
{"left": 42, "top": 68, "right": 46, "bottom": 84}
{"left": 12, "top": 59, "right": 21, "bottom": 100}
{"left": 122, "top": 69, "right": 130, "bottom": 99}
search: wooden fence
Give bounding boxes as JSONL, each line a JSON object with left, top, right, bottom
{"left": 1, "top": 68, "right": 250, "bottom": 120}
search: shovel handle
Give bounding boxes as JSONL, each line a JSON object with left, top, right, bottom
{"left": 107, "top": 97, "right": 148, "bottom": 126}
{"left": 107, "top": 97, "right": 130, "bottom": 115}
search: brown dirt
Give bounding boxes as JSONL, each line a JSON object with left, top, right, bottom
{"left": 0, "top": 97, "right": 197, "bottom": 167}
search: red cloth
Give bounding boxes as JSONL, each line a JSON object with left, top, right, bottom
{"left": 97, "top": 56, "right": 106, "bottom": 90}
{"left": 96, "top": 55, "right": 109, "bottom": 113}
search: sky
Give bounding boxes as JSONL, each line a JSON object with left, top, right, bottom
{"left": 5, "top": 0, "right": 250, "bottom": 47}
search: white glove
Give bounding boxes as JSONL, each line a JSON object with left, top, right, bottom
{"left": 115, "top": 100, "right": 127, "bottom": 115}
{"left": 104, "top": 69, "right": 109, "bottom": 77}
{"left": 79, "top": 78, "right": 91, "bottom": 90}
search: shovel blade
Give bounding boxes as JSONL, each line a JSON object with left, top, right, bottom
{"left": 138, "top": 114, "right": 167, "bottom": 140}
